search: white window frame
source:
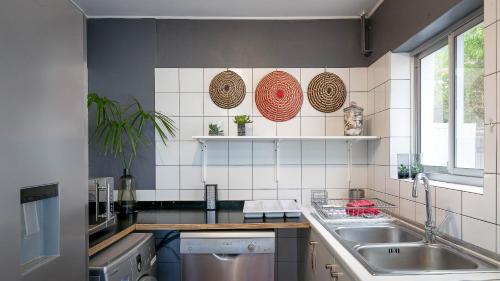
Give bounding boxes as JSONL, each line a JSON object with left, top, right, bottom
{"left": 415, "top": 15, "right": 484, "bottom": 187}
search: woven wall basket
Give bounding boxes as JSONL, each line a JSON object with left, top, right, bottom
{"left": 255, "top": 70, "right": 303, "bottom": 122}
{"left": 209, "top": 70, "right": 246, "bottom": 109}
{"left": 307, "top": 72, "right": 347, "bottom": 113}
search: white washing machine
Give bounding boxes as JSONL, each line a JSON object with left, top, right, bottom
{"left": 90, "top": 233, "right": 158, "bottom": 281}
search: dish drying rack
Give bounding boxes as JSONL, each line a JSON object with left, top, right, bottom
{"left": 311, "top": 190, "right": 397, "bottom": 224}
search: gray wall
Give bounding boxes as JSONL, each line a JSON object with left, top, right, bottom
{"left": 0, "top": 0, "right": 87, "bottom": 280}
{"left": 88, "top": 19, "right": 157, "bottom": 189}
{"left": 156, "top": 19, "right": 369, "bottom": 68}
{"left": 367, "top": 0, "right": 482, "bottom": 63}
{"left": 87, "top": 18, "right": 369, "bottom": 189}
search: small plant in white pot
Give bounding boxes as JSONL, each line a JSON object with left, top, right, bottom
{"left": 233, "top": 115, "right": 252, "bottom": 136}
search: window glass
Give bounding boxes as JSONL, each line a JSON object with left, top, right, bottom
{"left": 455, "top": 23, "right": 484, "bottom": 170}
{"left": 420, "top": 45, "right": 450, "bottom": 168}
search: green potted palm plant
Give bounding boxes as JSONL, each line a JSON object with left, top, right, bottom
{"left": 88, "top": 93, "right": 176, "bottom": 214}
{"left": 233, "top": 115, "right": 252, "bottom": 136}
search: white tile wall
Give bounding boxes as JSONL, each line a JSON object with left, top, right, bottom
{"left": 365, "top": 14, "right": 500, "bottom": 253}
{"left": 155, "top": 67, "right": 369, "bottom": 202}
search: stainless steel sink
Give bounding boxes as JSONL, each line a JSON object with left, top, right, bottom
{"left": 356, "top": 244, "right": 484, "bottom": 273}
{"left": 334, "top": 225, "right": 422, "bottom": 244}
{"left": 321, "top": 221, "right": 500, "bottom": 275}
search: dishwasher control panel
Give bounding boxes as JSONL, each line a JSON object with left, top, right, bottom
{"left": 180, "top": 231, "right": 275, "bottom": 254}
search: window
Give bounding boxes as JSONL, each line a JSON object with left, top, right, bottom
{"left": 416, "top": 17, "right": 484, "bottom": 185}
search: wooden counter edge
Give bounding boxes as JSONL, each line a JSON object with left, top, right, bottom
{"left": 89, "top": 221, "right": 310, "bottom": 256}
{"left": 88, "top": 224, "right": 136, "bottom": 257}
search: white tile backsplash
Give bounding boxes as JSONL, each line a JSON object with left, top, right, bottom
{"left": 136, "top": 190, "right": 156, "bottom": 201}
{"left": 252, "top": 117, "right": 276, "bottom": 136}
{"left": 156, "top": 141, "right": 179, "bottom": 166}
{"left": 387, "top": 79, "right": 410, "bottom": 109}
{"left": 325, "top": 117, "right": 344, "bottom": 136}
{"left": 349, "top": 68, "right": 367, "bottom": 92}
{"left": 400, "top": 198, "right": 416, "bottom": 221}
{"left": 156, "top": 166, "right": 179, "bottom": 190}
{"left": 485, "top": 23, "right": 496, "bottom": 75}
{"left": 253, "top": 141, "right": 275, "bottom": 165}
{"left": 277, "top": 118, "right": 301, "bottom": 136}
{"left": 156, "top": 189, "right": 179, "bottom": 201}
{"left": 435, "top": 209, "right": 461, "bottom": 240}
{"left": 228, "top": 166, "right": 252, "bottom": 189}
{"left": 462, "top": 174, "right": 496, "bottom": 223}
{"left": 462, "top": 216, "right": 497, "bottom": 251}
{"left": 484, "top": 73, "right": 497, "bottom": 124}
{"left": 253, "top": 165, "right": 277, "bottom": 189}
{"left": 301, "top": 140, "right": 325, "bottom": 165}
{"left": 302, "top": 165, "right": 325, "bottom": 189}
{"left": 278, "top": 165, "right": 302, "bottom": 189}
{"left": 180, "top": 166, "right": 203, "bottom": 189}
{"left": 180, "top": 117, "right": 203, "bottom": 140}
{"left": 179, "top": 68, "right": 203, "bottom": 92}
{"left": 279, "top": 141, "right": 301, "bottom": 164}
{"left": 180, "top": 190, "right": 204, "bottom": 201}
{"left": 436, "top": 187, "right": 462, "bottom": 214}
{"left": 229, "top": 141, "right": 252, "bottom": 165}
{"left": 325, "top": 165, "right": 349, "bottom": 189}
{"left": 229, "top": 189, "right": 252, "bottom": 200}
{"left": 206, "top": 141, "right": 229, "bottom": 165}
{"left": 301, "top": 117, "right": 325, "bottom": 136}
{"left": 179, "top": 141, "right": 202, "bottom": 165}
{"left": 206, "top": 166, "right": 228, "bottom": 189}
{"left": 155, "top": 68, "right": 179, "bottom": 93}
{"left": 180, "top": 92, "right": 203, "bottom": 116}
{"left": 485, "top": 0, "right": 497, "bottom": 27}
{"left": 155, "top": 92, "right": 179, "bottom": 117}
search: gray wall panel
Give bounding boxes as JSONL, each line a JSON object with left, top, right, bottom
{"left": 367, "top": 0, "right": 482, "bottom": 63}
{"left": 157, "top": 19, "right": 370, "bottom": 68}
{"left": 0, "top": 0, "right": 87, "bottom": 280}
{"left": 87, "top": 19, "right": 157, "bottom": 189}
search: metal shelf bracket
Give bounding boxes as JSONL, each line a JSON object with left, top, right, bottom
{"left": 275, "top": 139, "right": 281, "bottom": 183}
{"left": 199, "top": 140, "right": 208, "bottom": 183}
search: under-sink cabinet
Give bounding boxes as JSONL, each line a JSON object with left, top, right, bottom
{"left": 299, "top": 228, "right": 355, "bottom": 281}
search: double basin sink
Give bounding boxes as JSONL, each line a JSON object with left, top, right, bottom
{"left": 328, "top": 223, "right": 499, "bottom": 275}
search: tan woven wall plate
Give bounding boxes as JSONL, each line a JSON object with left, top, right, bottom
{"left": 209, "top": 70, "right": 246, "bottom": 109}
{"left": 307, "top": 72, "right": 347, "bottom": 113}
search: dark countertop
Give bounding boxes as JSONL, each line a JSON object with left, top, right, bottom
{"left": 89, "top": 201, "right": 310, "bottom": 256}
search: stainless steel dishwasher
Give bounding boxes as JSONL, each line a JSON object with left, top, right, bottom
{"left": 180, "top": 231, "right": 275, "bottom": 281}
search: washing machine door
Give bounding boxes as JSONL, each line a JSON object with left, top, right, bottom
{"left": 138, "top": 276, "right": 158, "bottom": 281}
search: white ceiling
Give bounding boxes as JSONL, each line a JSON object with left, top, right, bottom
{"left": 73, "top": 0, "right": 383, "bottom": 19}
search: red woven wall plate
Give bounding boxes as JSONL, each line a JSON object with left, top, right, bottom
{"left": 255, "top": 71, "right": 303, "bottom": 122}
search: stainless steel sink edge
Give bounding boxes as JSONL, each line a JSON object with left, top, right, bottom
{"left": 320, "top": 219, "right": 500, "bottom": 276}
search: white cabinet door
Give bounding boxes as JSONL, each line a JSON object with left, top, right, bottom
{"left": 301, "top": 229, "right": 357, "bottom": 281}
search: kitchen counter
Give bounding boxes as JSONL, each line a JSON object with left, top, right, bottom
{"left": 89, "top": 201, "right": 310, "bottom": 256}
{"left": 302, "top": 208, "right": 500, "bottom": 281}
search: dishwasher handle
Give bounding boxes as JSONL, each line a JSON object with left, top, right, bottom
{"left": 211, "top": 253, "right": 240, "bottom": 261}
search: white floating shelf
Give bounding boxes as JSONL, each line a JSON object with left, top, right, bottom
{"left": 194, "top": 135, "right": 380, "bottom": 184}
{"left": 192, "top": 135, "right": 380, "bottom": 141}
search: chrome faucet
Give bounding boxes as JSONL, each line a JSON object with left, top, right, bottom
{"left": 412, "top": 173, "right": 436, "bottom": 243}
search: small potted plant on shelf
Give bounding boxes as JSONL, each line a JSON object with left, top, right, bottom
{"left": 398, "top": 164, "right": 409, "bottom": 179}
{"left": 410, "top": 162, "right": 424, "bottom": 179}
{"left": 233, "top": 115, "right": 252, "bottom": 136}
{"left": 208, "top": 122, "right": 224, "bottom": 136}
